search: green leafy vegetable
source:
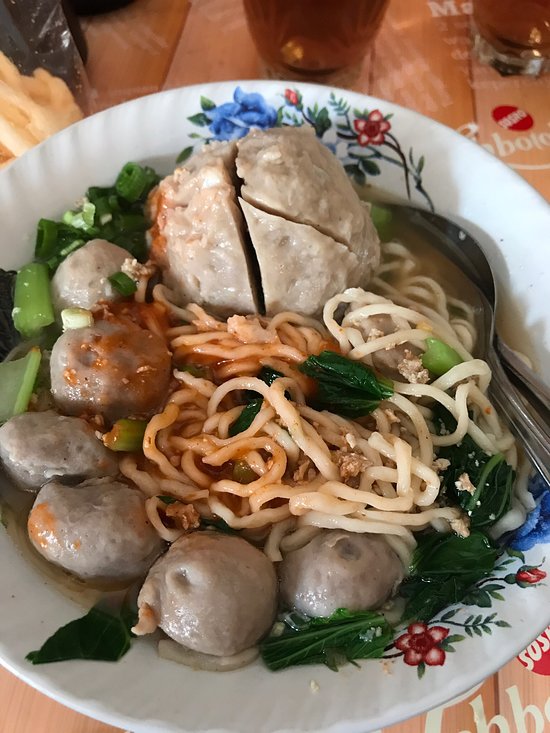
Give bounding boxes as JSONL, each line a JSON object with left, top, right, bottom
{"left": 102, "top": 418, "right": 148, "bottom": 452}
{"left": 298, "top": 350, "right": 393, "bottom": 417}
{"left": 12, "top": 263, "right": 55, "bottom": 338}
{"left": 200, "top": 517, "right": 237, "bottom": 534}
{"left": 228, "top": 398, "right": 262, "bottom": 437}
{"left": 0, "top": 347, "right": 41, "bottom": 424}
{"left": 26, "top": 604, "right": 136, "bottom": 664}
{"left": 434, "top": 407, "right": 515, "bottom": 528}
{"left": 108, "top": 271, "right": 138, "bottom": 296}
{"left": 421, "top": 337, "right": 463, "bottom": 376}
{"left": 158, "top": 495, "right": 177, "bottom": 505}
{"left": 260, "top": 608, "right": 392, "bottom": 671}
{"left": 228, "top": 366, "right": 284, "bottom": 437}
{"left": 402, "top": 530, "right": 499, "bottom": 622}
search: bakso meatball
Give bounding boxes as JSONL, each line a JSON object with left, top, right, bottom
{"left": 50, "top": 319, "right": 171, "bottom": 422}
{"left": 27, "top": 478, "right": 163, "bottom": 581}
{"left": 133, "top": 532, "right": 277, "bottom": 656}
{"left": 51, "top": 239, "right": 129, "bottom": 313}
{"left": 0, "top": 410, "right": 118, "bottom": 491}
{"left": 279, "top": 530, "right": 403, "bottom": 617}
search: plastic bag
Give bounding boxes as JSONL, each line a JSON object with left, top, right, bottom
{"left": 0, "top": 0, "right": 90, "bottom": 166}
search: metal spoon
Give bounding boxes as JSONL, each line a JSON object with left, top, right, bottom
{"left": 384, "top": 204, "right": 550, "bottom": 486}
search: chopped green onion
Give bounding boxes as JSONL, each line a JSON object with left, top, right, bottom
{"left": 102, "top": 418, "right": 148, "bottom": 452}
{"left": 0, "top": 347, "right": 41, "bottom": 423}
{"left": 369, "top": 204, "right": 393, "bottom": 242}
{"left": 158, "top": 495, "right": 178, "bottom": 505}
{"left": 108, "top": 272, "right": 138, "bottom": 296}
{"left": 35, "top": 219, "right": 59, "bottom": 260}
{"left": 421, "top": 337, "right": 463, "bottom": 376}
{"left": 115, "top": 163, "right": 159, "bottom": 203}
{"left": 61, "top": 308, "right": 94, "bottom": 331}
{"left": 232, "top": 460, "right": 257, "bottom": 484}
{"left": 62, "top": 201, "right": 96, "bottom": 231}
{"left": 12, "top": 263, "right": 55, "bottom": 338}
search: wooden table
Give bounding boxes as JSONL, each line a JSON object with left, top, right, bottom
{"left": 2, "top": 1, "right": 550, "bottom": 731}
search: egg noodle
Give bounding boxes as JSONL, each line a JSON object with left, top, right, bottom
{"left": 120, "top": 242, "right": 529, "bottom": 566}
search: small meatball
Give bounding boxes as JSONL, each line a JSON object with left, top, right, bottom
{"left": 51, "top": 239, "right": 129, "bottom": 313}
{"left": 27, "top": 478, "right": 163, "bottom": 581}
{"left": 0, "top": 410, "right": 118, "bottom": 491}
{"left": 279, "top": 530, "right": 403, "bottom": 617}
{"left": 50, "top": 320, "right": 171, "bottom": 422}
{"left": 134, "top": 532, "right": 277, "bottom": 656}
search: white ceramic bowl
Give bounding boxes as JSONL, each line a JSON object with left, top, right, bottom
{"left": 1, "top": 81, "right": 549, "bottom": 733}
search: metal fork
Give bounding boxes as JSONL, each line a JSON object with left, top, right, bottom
{"left": 385, "top": 204, "right": 550, "bottom": 486}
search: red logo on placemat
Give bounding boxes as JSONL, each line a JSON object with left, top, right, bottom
{"left": 492, "top": 105, "right": 534, "bottom": 131}
{"left": 517, "top": 626, "right": 550, "bottom": 675}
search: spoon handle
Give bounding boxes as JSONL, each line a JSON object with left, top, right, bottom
{"left": 487, "top": 345, "right": 550, "bottom": 487}
{"left": 496, "top": 335, "right": 550, "bottom": 409}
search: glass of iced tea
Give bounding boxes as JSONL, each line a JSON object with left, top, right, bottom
{"left": 243, "top": 0, "right": 390, "bottom": 86}
{"left": 472, "top": 0, "right": 550, "bottom": 76}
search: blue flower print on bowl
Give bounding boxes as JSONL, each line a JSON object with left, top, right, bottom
{"left": 205, "top": 87, "right": 278, "bottom": 141}
{"left": 511, "top": 475, "right": 550, "bottom": 551}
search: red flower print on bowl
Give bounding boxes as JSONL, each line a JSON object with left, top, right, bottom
{"left": 395, "top": 623, "right": 449, "bottom": 666}
{"left": 353, "top": 110, "right": 391, "bottom": 146}
{"left": 516, "top": 567, "right": 547, "bottom": 585}
{"left": 284, "top": 89, "right": 300, "bottom": 107}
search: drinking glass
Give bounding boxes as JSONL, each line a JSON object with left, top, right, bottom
{"left": 472, "top": 0, "right": 550, "bottom": 76}
{"left": 243, "top": 0, "right": 390, "bottom": 86}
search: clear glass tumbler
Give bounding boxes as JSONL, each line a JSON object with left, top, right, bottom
{"left": 472, "top": 0, "right": 550, "bottom": 76}
{"left": 243, "top": 0, "right": 390, "bottom": 86}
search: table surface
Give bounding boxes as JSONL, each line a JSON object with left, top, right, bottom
{"left": 2, "top": 1, "right": 550, "bottom": 731}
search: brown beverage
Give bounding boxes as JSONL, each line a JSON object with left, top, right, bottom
{"left": 243, "top": 0, "right": 390, "bottom": 84}
{"left": 473, "top": 0, "right": 550, "bottom": 75}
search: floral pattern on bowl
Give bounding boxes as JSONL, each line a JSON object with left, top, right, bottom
{"left": 183, "top": 85, "right": 434, "bottom": 209}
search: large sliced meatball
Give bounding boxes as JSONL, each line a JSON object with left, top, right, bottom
{"left": 279, "top": 530, "right": 403, "bottom": 617}
{"left": 51, "top": 239, "right": 129, "bottom": 313}
{"left": 149, "top": 143, "right": 258, "bottom": 316}
{"left": 239, "top": 199, "right": 360, "bottom": 316}
{"left": 27, "top": 478, "right": 163, "bottom": 582}
{"left": 236, "top": 126, "right": 380, "bottom": 282}
{"left": 133, "top": 532, "right": 277, "bottom": 656}
{"left": 50, "top": 319, "right": 171, "bottom": 422}
{"left": 0, "top": 410, "right": 118, "bottom": 491}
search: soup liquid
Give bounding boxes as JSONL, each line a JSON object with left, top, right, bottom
{"left": 243, "top": 0, "right": 390, "bottom": 80}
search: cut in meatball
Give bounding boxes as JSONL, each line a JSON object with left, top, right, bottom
{"left": 133, "top": 532, "right": 277, "bottom": 656}
{"left": 149, "top": 143, "right": 258, "bottom": 316}
{"left": 279, "top": 530, "right": 403, "bottom": 617}
{"left": 0, "top": 410, "right": 118, "bottom": 491}
{"left": 239, "top": 198, "right": 360, "bottom": 316}
{"left": 27, "top": 478, "right": 163, "bottom": 581}
{"left": 50, "top": 319, "right": 171, "bottom": 422}
{"left": 236, "top": 126, "right": 380, "bottom": 282}
{"left": 51, "top": 239, "right": 129, "bottom": 313}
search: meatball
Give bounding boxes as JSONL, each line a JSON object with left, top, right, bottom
{"left": 27, "top": 478, "right": 163, "bottom": 581}
{"left": 50, "top": 319, "right": 171, "bottom": 422}
{"left": 0, "top": 410, "right": 118, "bottom": 491}
{"left": 133, "top": 532, "right": 277, "bottom": 656}
{"left": 279, "top": 530, "right": 403, "bottom": 617}
{"left": 51, "top": 239, "right": 129, "bottom": 313}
